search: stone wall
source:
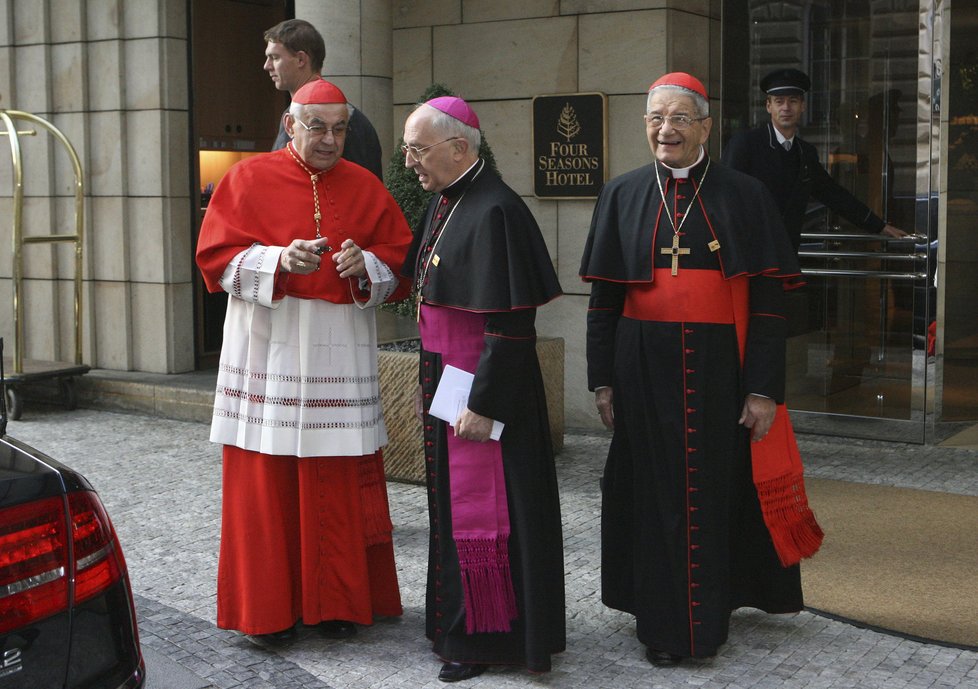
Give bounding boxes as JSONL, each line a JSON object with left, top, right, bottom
{"left": 0, "top": 0, "right": 194, "bottom": 374}
{"left": 0, "top": 0, "right": 194, "bottom": 372}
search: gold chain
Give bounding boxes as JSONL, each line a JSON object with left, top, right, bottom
{"left": 286, "top": 143, "right": 323, "bottom": 240}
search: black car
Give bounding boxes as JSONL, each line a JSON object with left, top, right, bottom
{"left": 0, "top": 398, "right": 145, "bottom": 687}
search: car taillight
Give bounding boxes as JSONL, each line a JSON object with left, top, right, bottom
{"left": 67, "top": 491, "right": 123, "bottom": 604}
{"left": 0, "top": 490, "right": 127, "bottom": 634}
{"left": 0, "top": 496, "right": 70, "bottom": 634}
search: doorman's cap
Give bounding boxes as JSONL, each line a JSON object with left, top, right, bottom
{"left": 760, "top": 68, "right": 811, "bottom": 96}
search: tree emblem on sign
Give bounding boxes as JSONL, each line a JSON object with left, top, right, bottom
{"left": 557, "top": 103, "right": 581, "bottom": 141}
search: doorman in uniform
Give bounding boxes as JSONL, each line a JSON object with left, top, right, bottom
{"left": 722, "top": 67, "right": 907, "bottom": 253}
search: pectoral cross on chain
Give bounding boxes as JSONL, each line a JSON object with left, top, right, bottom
{"left": 661, "top": 233, "right": 690, "bottom": 276}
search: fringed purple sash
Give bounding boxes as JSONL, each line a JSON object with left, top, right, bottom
{"left": 419, "top": 304, "right": 518, "bottom": 633}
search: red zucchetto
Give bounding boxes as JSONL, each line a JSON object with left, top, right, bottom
{"left": 649, "top": 72, "right": 708, "bottom": 100}
{"left": 292, "top": 79, "right": 347, "bottom": 105}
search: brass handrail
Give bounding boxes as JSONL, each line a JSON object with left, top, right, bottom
{"left": 0, "top": 110, "right": 85, "bottom": 373}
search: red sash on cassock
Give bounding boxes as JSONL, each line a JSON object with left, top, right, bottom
{"left": 625, "top": 268, "right": 823, "bottom": 567}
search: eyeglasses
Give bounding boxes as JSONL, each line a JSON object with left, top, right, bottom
{"left": 400, "top": 137, "right": 460, "bottom": 162}
{"left": 293, "top": 117, "right": 349, "bottom": 138}
{"left": 644, "top": 114, "right": 708, "bottom": 130}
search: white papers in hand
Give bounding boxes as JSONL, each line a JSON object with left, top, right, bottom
{"left": 429, "top": 365, "right": 504, "bottom": 441}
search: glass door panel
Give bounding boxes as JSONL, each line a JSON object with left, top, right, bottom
{"left": 943, "top": 5, "right": 978, "bottom": 422}
{"left": 722, "top": 2, "right": 933, "bottom": 441}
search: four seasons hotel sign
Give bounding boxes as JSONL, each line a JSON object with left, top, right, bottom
{"left": 532, "top": 92, "right": 608, "bottom": 198}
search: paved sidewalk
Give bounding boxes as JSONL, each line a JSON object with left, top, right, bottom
{"left": 7, "top": 408, "right": 978, "bottom": 689}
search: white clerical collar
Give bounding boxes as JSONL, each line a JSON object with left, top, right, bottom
{"left": 445, "top": 158, "right": 482, "bottom": 189}
{"left": 662, "top": 146, "right": 705, "bottom": 178}
{"left": 772, "top": 126, "right": 795, "bottom": 148}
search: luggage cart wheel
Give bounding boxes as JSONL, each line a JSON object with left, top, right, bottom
{"left": 5, "top": 386, "right": 23, "bottom": 420}
{"left": 59, "top": 377, "right": 78, "bottom": 411}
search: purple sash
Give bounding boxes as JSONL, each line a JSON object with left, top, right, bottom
{"left": 419, "top": 303, "right": 518, "bottom": 633}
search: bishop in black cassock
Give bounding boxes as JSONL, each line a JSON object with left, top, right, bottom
{"left": 580, "top": 73, "right": 807, "bottom": 665}
{"left": 402, "top": 97, "right": 565, "bottom": 681}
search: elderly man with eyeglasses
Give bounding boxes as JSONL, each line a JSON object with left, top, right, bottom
{"left": 401, "top": 97, "right": 565, "bottom": 683}
{"left": 196, "top": 79, "right": 412, "bottom": 648}
{"left": 580, "top": 73, "right": 820, "bottom": 668}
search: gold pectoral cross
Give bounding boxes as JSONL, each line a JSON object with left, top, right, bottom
{"left": 661, "top": 233, "right": 691, "bottom": 276}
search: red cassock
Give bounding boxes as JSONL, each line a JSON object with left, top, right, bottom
{"left": 196, "top": 150, "right": 412, "bottom": 634}
{"left": 217, "top": 447, "right": 402, "bottom": 633}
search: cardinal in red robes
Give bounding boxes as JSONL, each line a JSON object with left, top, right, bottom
{"left": 196, "top": 80, "right": 412, "bottom": 645}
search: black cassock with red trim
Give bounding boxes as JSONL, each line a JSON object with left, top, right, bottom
{"left": 580, "top": 156, "right": 805, "bottom": 659}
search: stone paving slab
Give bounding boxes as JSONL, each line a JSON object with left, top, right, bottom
{"left": 6, "top": 408, "right": 978, "bottom": 689}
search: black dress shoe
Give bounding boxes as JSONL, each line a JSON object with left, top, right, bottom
{"left": 318, "top": 620, "right": 357, "bottom": 639}
{"left": 438, "top": 661, "right": 487, "bottom": 682}
{"left": 246, "top": 624, "right": 297, "bottom": 648}
{"left": 645, "top": 647, "right": 683, "bottom": 667}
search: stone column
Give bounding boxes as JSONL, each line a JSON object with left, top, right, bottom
{"left": 295, "top": 0, "right": 394, "bottom": 176}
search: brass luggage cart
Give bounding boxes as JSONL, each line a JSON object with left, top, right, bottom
{"left": 1, "top": 109, "right": 89, "bottom": 419}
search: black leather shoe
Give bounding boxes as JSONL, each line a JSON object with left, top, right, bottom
{"left": 246, "top": 624, "right": 297, "bottom": 648}
{"left": 318, "top": 620, "right": 357, "bottom": 639}
{"left": 645, "top": 647, "right": 683, "bottom": 667}
{"left": 438, "top": 661, "right": 487, "bottom": 682}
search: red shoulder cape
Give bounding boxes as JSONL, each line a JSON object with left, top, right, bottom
{"left": 196, "top": 150, "right": 412, "bottom": 304}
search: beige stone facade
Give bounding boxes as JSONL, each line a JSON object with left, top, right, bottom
{"left": 1, "top": 0, "right": 192, "bottom": 374}
{"left": 0, "top": 0, "right": 718, "bottom": 430}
